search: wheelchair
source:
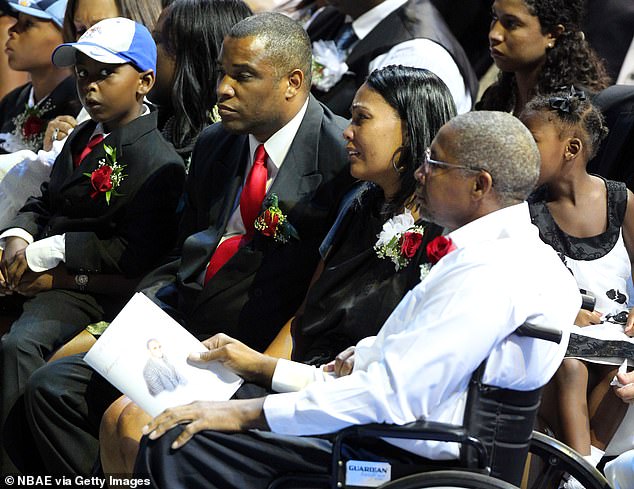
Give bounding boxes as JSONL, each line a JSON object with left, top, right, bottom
{"left": 268, "top": 323, "right": 612, "bottom": 489}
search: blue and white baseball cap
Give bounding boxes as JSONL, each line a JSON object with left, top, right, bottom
{"left": 8, "top": 0, "right": 67, "bottom": 28}
{"left": 52, "top": 17, "right": 156, "bottom": 73}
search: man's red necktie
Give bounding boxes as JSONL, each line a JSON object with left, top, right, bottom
{"left": 204, "top": 144, "right": 268, "bottom": 283}
{"left": 74, "top": 134, "right": 105, "bottom": 167}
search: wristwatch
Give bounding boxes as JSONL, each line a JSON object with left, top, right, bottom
{"left": 74, "top": 273, "right": 89, "bottom": 292}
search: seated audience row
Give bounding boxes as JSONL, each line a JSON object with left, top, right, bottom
{"left": 0, "top": 0, "right": 632, "bottom": 485}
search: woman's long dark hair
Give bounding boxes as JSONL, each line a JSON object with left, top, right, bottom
{"left": 364, "top": 65, "right": 457, "bottom": 216}
{"left": 63, "top": 0, "right": 163, "bottom": 42}
{"left": 157, "top": 0, "right": 251, "bottom": 151}
{"left": 479, "top": 0, "right": 610, "bottom": 111}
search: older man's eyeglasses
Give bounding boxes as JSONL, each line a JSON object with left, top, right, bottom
{"left": 422, "top": 148, "right": 485, "bottom": 176}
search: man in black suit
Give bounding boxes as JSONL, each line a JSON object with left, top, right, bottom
{"left": 16, "top": 12, "right": 352, "bottom": 474}
{"left": 308, "top": 0, "right": 478, "bottom": 117}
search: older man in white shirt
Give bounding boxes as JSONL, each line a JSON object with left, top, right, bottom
{"left": 135, "top": 111, "right": 580, "bottom": 489}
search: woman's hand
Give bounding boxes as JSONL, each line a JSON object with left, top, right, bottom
{"left": 323, "top": 346, "right": 356, "bottom": 377}
{"left": 614, "top": 371, "right": 634, "bottom": 403}
{"left": 188, "top": 333, "right": 278, "bottom": 387}
{"left": 574, "top": 308, "right": 602, "bottom": 326}
{"left": 624, "top": 309, "right": 634, "bottom": 337}
{"left": 43, "top": 115, "right": 78, "bottom": 151}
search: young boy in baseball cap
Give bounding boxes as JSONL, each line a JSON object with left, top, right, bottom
{"left": 0, "top": 17, "right": 185, "bottom": 473}
{"left": 52, "top": 16, "right": 157, "bottom": 133}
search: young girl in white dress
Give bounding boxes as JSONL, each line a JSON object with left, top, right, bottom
{"left": 521, "top": 88, "right": 634, "bottom": 477}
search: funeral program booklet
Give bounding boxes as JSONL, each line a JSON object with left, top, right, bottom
{"left": 85, "top": 292, "right": 243, "bottom": 417}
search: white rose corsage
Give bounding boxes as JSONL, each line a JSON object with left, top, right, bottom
{"left": 311, "top": 40, "right": 351, "bottom": 92}
{"left": 374, "top": 210, "right": 425, "bottom": 271}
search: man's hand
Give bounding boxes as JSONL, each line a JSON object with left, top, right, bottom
{"left": 574, "top": 308, "right": 602, "bottom": 326}
{"left": 143, "top": 398, "right": 268, "bottom": 449}
{"left": 323, "top": 346, "right": 356, "bottom": 377}
{"left": 188, "top": 333, "right": 278, "bottom": 387}
{"left": 43, "top": 115, "right": 78, "bottom": 151}
{"left": 14, "top": 270, "right": 54, "bottom": 296}
{"left": 614, "top": 371, "right": 634, "bottom": 403}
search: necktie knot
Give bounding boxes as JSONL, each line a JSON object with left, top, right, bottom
{"left": 254, "top": 143, "right": 267, "bottom": 167}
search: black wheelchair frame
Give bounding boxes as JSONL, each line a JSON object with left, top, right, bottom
{"left": 267, "top": 323, "right": 613, "bottom": 489}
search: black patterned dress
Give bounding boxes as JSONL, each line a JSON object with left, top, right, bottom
{"left": 529, "top": 178, "right": 634, "bottom": 364}
{"left": 291, "top": 183, "right": 442, "bottom": 366}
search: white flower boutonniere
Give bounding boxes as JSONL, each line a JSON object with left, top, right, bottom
{"left": 311, "top": 40, "right": 350, "bottom": 92}
{"left": 374, "top": 210, "right": 425, "bottom": 271}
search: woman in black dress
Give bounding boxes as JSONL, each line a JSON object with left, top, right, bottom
{"left": 291, "top": 65, "right": 457, "bottom": 364}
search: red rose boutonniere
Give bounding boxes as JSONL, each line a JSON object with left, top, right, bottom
{"left": 254, "top": 193, "right": 300, "bottom": 243}
{"left": 420, "top": 235, "right": 457, "bottom": 281}
{"left": 374, "top": 211, "right": 425, "bottom": 271}
{"left": 426, "top": 236, "right": 457, "bottom": 264}
{"left": 83, "top": 144, "right": 126, "bottom": 205}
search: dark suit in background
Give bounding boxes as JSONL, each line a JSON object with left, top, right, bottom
{"left": 583, "top": 0, "right": 634, "bottom": 82}
{"left": 587, "top": 85, "right": 634, "bottom": 189}
{"left": 308, "top": 0, "right": 478, "bottom": 117}
{"left": 0, "top": 111, "right": 185, "bottom": 471}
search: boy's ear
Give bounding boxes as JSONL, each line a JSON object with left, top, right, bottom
{"left": 137, "top": 69, "right": 155, "bottom": 98}
{"left": 564, "top": 137, "right": 583, "bottom": 161}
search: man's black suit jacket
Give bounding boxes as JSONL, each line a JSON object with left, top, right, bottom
{"left": 588, "top": 85, "right": 634, "bottom": 189}
{"left": 139, "top": 96, "right": 353, "bottom": 351}
{"left": 6, "top": 111, "right": 186, "bottom": 279}
{"left": 308, "top": 0, "right": 478, "bottom": 117}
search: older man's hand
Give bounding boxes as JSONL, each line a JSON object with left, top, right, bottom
{"left": 188, "top": 333, "right": 278, "bottom": 387}
{"left": 143, "top": 397, "right": 268, "bottom": 449}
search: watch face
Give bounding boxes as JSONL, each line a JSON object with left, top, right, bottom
{"left": 76, "top": 274, "right": 89, "bottom": 286}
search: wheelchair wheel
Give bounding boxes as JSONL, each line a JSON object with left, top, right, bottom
{"left": 526, "top": 431, "right": 611, "bottom": 489}
{"left": 377, "top": 470, "right": 519, "bottom": 489}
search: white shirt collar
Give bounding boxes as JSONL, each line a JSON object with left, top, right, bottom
{"left": 352, "top": 0, "right": 407, "bottom": 40}
{"left": 92, "top": 104, "right": 151, "bottom": 139}
{"left": 448, "top": 202, "right": 533, "bottom": 250}
{"left": 248, "top": 97, "right": 309, "bottom": 180}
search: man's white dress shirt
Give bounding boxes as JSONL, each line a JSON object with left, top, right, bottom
{"left": 264, "top": 203, "right": 580, "bottom": 460}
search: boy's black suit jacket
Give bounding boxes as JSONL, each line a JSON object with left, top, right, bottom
{"left": 139, "top": 96, "right": 354, "bottom": 350}
{"left": 6, "top": 111, "right": 186, "bottom": 279}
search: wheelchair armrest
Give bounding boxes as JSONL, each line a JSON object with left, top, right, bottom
{"left": 331, "top": 420, "right": 489, "bottom": 472}
{"left": 515, "top": 322, "right": 562, "bottom": 344}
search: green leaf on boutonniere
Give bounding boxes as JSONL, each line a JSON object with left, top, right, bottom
{"left": 254, "top": 193, "right": 300, "bottom": 243}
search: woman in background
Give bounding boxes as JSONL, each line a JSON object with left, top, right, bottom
{"left": 478, "top": 0, "right": 609, "bottom": 115}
